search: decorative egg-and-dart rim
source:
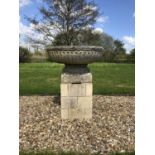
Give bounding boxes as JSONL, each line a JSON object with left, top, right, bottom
{"left": 46, "top": 46, "right": 104, "bottom": 52}
{"left": 46, "top": 46, "right": 104, "bottom": 64}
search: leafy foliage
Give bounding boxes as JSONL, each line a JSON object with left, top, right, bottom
{"left": 127, "top": 48, "right": 135, "bottom": 63}
{"left": 19, "top": 46, "right": 31, "bottom": 63}
{"left": 52, "top": 28, "right": 102, "bottom": 46}
{"left": 113, "top": 40, "right": 127, "bottom": 62}
{"left": 28, "top": 0, "right": 99, "bottom": 45}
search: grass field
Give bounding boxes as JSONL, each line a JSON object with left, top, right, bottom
{"left": 19, "top": 63, "right": 135, "bottom": 95}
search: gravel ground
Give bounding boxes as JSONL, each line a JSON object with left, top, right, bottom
{"left": 19, "top": 95, "right": 135, "bottom": 154}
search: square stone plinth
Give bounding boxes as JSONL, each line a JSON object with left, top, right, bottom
{"left": 61, "top": 69, "right": 93, "bottom": 120}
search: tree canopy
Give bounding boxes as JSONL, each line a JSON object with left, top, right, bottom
{"left": 28, "top": 0, "right": 99, "bottom": 45}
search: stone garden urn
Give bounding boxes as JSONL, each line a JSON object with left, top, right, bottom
{"left": 47, "top": 46, "right": 103, "bottom": 120}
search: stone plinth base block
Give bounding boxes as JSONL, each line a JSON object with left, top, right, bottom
{"left": 61, "top": 65, "right": 92, "bottom": 120}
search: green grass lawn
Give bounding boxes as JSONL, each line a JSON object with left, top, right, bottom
{"left": 19, "top": 63, "right": 135, "bottom": 95}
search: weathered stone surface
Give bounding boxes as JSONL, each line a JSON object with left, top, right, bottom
{"left": 68, "top": 84, "right": 79, "bottom": 96}
{"left": 46, "top": 46, "right": 103, "bottom": 65}
{"left": 68, "top": 108, "right": 79, "bottom": 119}
{"left": 61, "top": 109, "right": 68, "bottom": 119}
{"left": 68, "top": 83, "right": 86, "bottom": 96}
{"left": 85, "top": 83, "right": 93, "bottom": 96}
{"left": 78, "top": 97, "right": 92, "bottom": 109}
{"left": 61, "top": 94, "right": 92, "bottom": 119}
{"left": 61, "top": 83, "right": 92, "bottom": 97}
{"left": 63, "top": 64, "right": 90, "bottom": 74}
{"left": 61, "top": 97, "right": 77, "bottom": 109}
{"left": 61, "top": 84, "right": 68, "bottom": 96}
{"left": 83, "top": 108, "right": 92, "bottom": 119}
{"left": 61, "top": 64, "right": 93, "bottom": 120}
{"left": 68, "top": 108, "right": 92, "bottom": 120}
{"left": 61, "top": 73, "right": 92, "bottom": 83}
{"left": 61, "top": 96, "right": 92, "bottom": 119}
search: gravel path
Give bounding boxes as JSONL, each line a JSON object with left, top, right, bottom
{"left": 19, "top": 95, "right": 135, "bottom": 154}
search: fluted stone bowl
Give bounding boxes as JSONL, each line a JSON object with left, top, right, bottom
{"left": 46, "top": 46, "right": 103, "bottom": 64}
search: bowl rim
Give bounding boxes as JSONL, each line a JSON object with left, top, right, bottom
{"left": 46, "top": 46, "right": 104, "bottom": 52}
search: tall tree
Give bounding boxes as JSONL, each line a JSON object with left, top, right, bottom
{"left": 28, "top": 0, "right": 99, "bottom": 45}
{"left": 53, "top": 28, "right": 115, "bottom": 46}
{"left": 53, "top": 28, "right": 103, "bottom": 46}
{"left": 127, "top": 48, "right": 135, "bottom": 63}
{"left": 113, "top": 40, "right": 127, "bottom": 62}
{"left": 114, "top": 40, "right": 126, "bottom": 55}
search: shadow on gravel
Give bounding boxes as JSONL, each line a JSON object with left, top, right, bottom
{"left": 52, "top": 95, "right": 61, "bottom": 105}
